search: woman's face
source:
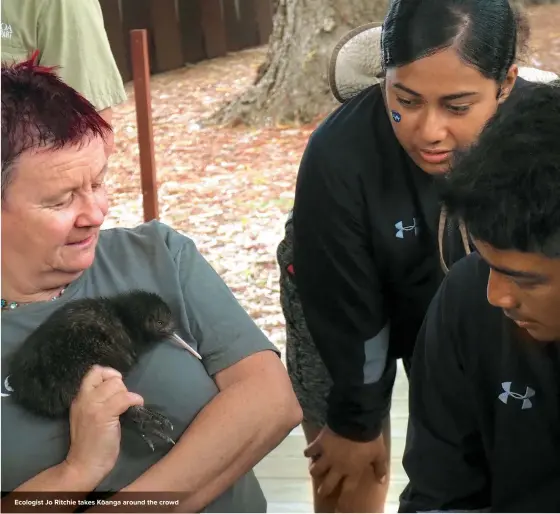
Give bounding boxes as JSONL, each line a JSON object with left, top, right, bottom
{"left": 1, "top": 136, "right": 109, "bottom": 283}
{"left": 384, "top": 47, "right": 518, "bottom": 175}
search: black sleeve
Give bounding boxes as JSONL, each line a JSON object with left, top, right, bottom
{"left": 399, "top": 262, "right": 491, "bottom": 512}
{"left": 292, "top": 128, "right": 394, "bottom": 442}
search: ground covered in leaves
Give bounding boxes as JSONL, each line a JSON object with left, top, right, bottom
{"left": 106, "top": 5, "right": 560, "bottom": 349}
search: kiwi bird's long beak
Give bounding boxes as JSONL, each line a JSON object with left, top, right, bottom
{"left": 171, "top": 332, "right": 202, "bottom": 360}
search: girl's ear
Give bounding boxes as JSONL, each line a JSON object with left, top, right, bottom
{"left": 498, "top": 64, "right": 519, "bottom": 104}
{"left": 380, "top": 77, "right": 387, "bottom": 106}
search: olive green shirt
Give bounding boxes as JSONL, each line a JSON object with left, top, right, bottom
{"left": 1, "top": 0, "right": 126, "bottom": 110}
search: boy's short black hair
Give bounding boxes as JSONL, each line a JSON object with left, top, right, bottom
{"left": 440, "top": 81, "right": 560, "bottom": 258}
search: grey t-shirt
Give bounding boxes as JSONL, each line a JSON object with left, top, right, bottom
{"left": 1, "top": 220, "right": 278, "bottom": 512}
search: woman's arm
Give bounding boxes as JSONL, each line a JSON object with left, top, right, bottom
{"left": 13, "top": 461, "right": 96, "bottom": 493}
{"left": 1, "top": 463, "right": 92, "bottom": 513}
{"left": 4, "top": 367, "right": 140, "bottom": 512}
{"left": 292, "top": 121, "right": 391, "bottom": 443}
{"left": 92, "top": 229, "right": 302, "bottom": 511}
{"left": 122, "top": 350, "right": 302, "bottom": 510}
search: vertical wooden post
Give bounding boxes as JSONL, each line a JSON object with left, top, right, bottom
{"left": 130, "top": 29, "right": 159, "bottom": 222}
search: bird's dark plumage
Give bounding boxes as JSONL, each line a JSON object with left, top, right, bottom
{"left": 8, "top": 290, "right": 181, "bottom": 450}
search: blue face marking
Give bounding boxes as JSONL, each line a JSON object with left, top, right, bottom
{"left": 391, "top": 110, "right": 402, "bottom": 123}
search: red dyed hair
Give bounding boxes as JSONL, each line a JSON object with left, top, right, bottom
{"left": 1, "top": 51, "right": 112, "bottom": 199}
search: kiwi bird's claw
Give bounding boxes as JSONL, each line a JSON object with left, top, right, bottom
{"left": 123, "top": 405, "right": 175, "bottom": 449}
{"left": 151, "top": 429, "right": 176, "bottom": 446}
{"left": 141, "top": 406, "right": 174, "bottom": 431}
{"left": 141, "top": 433, "right": 156, "bottom": 452}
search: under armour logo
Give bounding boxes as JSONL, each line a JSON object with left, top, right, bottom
{"left": 395, "top": 218, "right": 419, "bottom": 239}
{"left": 0, "top": 375, "right": 13, "bottom": 398}
{"left": 498, "top": 381, "right": 535, "bottom": 409}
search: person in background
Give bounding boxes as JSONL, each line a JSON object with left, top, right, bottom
{"left": 1, "top": 0, "right": 126, "bottom": 152}
{"left": 399, "top": 80, "right": 560, "bottom": 513}
{"left": 276, "top": 0, "right": 557, "bottom": 511}
{"left": 1, "top": 56, "right": 302, "bottom": 512}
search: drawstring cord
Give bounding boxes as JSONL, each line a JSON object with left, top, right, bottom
{"left": 438, "top": 208, "right": 471, "bottom": 274}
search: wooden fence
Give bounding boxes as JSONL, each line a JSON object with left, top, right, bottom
{"left": 99, "top": 0, "right": 274, "bottom": 83}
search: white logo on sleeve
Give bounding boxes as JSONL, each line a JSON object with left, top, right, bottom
{"left": 1, "top": 376, "right": 14, "bottom": 397}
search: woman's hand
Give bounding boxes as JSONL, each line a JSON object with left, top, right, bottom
{"left": 65, "top": 365, "right": 144, "bottom": 484}
{"left": 305, "top": 426, "right": 388, "bottom": 500}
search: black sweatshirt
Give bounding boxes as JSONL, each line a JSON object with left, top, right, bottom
{"left": 291, "top": 83, "right": 471, "bottom": 441}
{"left": 399, "top": 253, "right": 560, "bottom": 513}
{"left": 292, "top": 79, "right": 532, "bottom": 442}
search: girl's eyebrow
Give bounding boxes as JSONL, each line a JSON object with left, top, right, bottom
{"left": 393, "top": 83, "right": 478, "bottom": 101}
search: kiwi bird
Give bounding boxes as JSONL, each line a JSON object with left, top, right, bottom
{"left": 7, "top": 290, "right": 201, "bottom": 451}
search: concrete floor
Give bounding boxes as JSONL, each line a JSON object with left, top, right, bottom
{"left": 254, "top": 361, "right": 409, "bottom": 513}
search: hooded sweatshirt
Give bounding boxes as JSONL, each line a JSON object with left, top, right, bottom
{"left": 291, "top": 78, "right": 531, "bottom": 441}
{"left": 399, "top": 252, "right": 560, "bottom": 513}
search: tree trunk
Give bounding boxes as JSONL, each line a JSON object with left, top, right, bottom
{"left": 207, "top": 0, "right": 388, "bottom": 127}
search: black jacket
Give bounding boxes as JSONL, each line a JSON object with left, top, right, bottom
{"left": 399, "top": 253, "right": 560, "bottom": 513}
{"left": 291, "top": 83, "right": 469, "bottom": 441}
{"left": 291, "top": 79, "right": 531, "bottom": 442}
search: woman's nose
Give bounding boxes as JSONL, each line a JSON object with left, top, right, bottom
{"left": 76, "top": 194, "right": 106, "bottom": 228}
{"left": 418, "top": 108, "right": 447, "bottom": 145}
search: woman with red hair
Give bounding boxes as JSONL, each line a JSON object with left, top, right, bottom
{"left": 0, "top": 56, "right": 302, "bottom": 511}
